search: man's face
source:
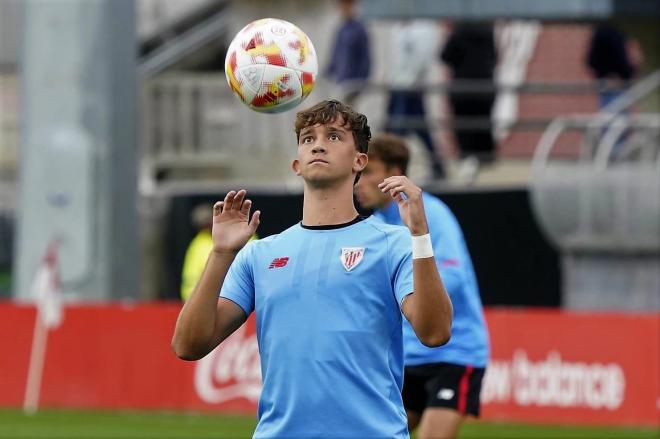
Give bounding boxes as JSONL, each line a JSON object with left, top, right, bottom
{"left": 338, "top": 0, "right": 355, "bottom": 18}
{"left": 292, "top": 117, "right": 366, "bottom": 188}
{"left": 355, "top": 157, "right": 397, "bottom": 209}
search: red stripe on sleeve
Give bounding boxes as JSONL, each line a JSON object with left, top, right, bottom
{"left": 441, "top": 258, "right": 460, "bottom": 267}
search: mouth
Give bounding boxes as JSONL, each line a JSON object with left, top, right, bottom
{"left": 309, "top": 159, "right": 328, "bottom": 165}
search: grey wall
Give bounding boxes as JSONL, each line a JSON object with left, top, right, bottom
{"left": 0, "top": 0, "right": 20, "bottom": 71}
{"left": 14, "top": 0, "right": 139, "bottom": 301}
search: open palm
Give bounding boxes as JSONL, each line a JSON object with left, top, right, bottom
{"left": 212, "top": 190, "right": 261, "bottom": 253}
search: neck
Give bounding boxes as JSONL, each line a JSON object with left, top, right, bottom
{"left": 302, "top": 179, "right": 359, "bottom": 226}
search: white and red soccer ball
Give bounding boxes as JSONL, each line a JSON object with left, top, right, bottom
{"left": 225, "top": 18, "right": 318, "bottom": 113}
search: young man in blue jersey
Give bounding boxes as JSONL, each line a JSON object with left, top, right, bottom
{"left": 171, "top": 100, "right": 453, "bottom": 438}
{"left": 356, "top": 133, "right": 489, "bottom": 439}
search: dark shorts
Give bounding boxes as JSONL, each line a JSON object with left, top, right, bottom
{"left": 402, "top": 362, "right": 486, "bottom": 417}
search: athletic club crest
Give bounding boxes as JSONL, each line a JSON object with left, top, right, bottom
{"left": 340, "top": 247, "right": 365, "bottom": 272}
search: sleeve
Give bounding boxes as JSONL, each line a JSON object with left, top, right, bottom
{"left": 427, "top": 202, "right": 467, "bottom": 299}
{"left": 219, "top": 243, "right": 256, "bottom": 316}
{"left": 388, "top": 230, "right": 414, "bottom": 308}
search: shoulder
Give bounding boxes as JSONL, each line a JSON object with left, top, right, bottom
{"left": 349, "top": 19, "right": 369, "bottom": 35}
{"left": 422, "top": 191, "right": 449, "bottom": 210}
{"left": 422, "top": 193, "right": 466, "bottom": 244}
{"left": 363, "top": 216, "right": 408, "bottom": 236}
{"left": 361, "top": 218, "right": 411, "bottom": 275}
{"left": 363, "top": 215, "right": 408, "bottom": 234}
{"left": 423, "top": 192, "right": 458, "bottom": 223}
{"left": 251, "top": 223, "right": 299, "bottom": 246}
{"left": 244, "top": 223, "right": 304, "bottom": 254}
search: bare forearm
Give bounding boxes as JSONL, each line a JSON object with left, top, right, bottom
{"left": 376, "top": 177, "right": 453, "bottom": 346}
{"left": 172, "top": 251, "right": 236, "bottom": 358}
{"left": 407, "top": 257, "right": 453, "bottom": 347}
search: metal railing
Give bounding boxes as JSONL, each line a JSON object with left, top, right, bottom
{"left": 530, "top": 69, "right": 660, "bottom": 253}
{"left": 138, "top": 1, "right": 230, "bottom": 78}
{"left": 140, "top": 74, "right": 629, "bottom": 191}
{"left": 533, "top": 69, "right": 660, "bottom": 174}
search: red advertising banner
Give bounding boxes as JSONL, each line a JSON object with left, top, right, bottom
{"left": 0, "top": 303, "right": 657, "bottom": 426}
{"left": 480, "top": 309, "right": 659, "bottom": 426}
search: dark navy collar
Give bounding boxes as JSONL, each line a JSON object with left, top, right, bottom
{"left": 301, "top": 215, "right": 365, "bottom": 230}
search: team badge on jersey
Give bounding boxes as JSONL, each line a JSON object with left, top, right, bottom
{"left": 340, "top": 247, "right": 365, "bottom": 272}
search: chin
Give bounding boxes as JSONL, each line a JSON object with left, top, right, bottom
{"left": 304, "top": 174, "right": 336, "bottom": 188}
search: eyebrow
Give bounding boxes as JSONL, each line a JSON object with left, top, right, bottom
{"left": 299, "top": 127, "right": 313, "bottom": 137}
{"left": 328, "top": 126, "right": 349, "bottom": 135}
{"left": 300, "top": 125, "right": 349, "bottom": 136}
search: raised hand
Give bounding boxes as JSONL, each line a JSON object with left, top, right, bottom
{"left": 212, "top": 190, "right": 261, "bottom": 253}
{"left": 378, "top": 176, "right": 429, "bottom": 236}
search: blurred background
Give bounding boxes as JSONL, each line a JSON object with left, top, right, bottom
{"left": 0, "top": 0, "right": 658, "bottom": 438}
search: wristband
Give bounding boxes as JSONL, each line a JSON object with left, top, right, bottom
{"left": 412, "top": 233, "right": 434, "bottom": 259}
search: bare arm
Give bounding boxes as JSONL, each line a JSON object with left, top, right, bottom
{"left": 171, "top": 190, "right": 260, "bottom": 360}
{"left": 379, "top": 176, "right": 453, "bottom": 347}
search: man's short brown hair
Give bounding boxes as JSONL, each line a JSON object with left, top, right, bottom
{"left": 294, "top": 100, "right": 371, "bottom": 154}
{"left": 368, "top": 133, "right": 410, "bottom": 175}
{"left": 295, "top": 100, "right": 371, "bottom": 184}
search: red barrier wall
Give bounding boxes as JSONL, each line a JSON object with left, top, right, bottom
{"left": 479, "top": 309, "right": 659, "bottom": 426}
{"left": 0, "top": 303, "right": 657, "bottom": 426}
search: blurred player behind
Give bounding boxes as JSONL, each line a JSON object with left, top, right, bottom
{"left": 356, "top": 133, "right": 489, "bottom": 439}
{"left": 172, "top": 100, "right": 453, "bottom": 438}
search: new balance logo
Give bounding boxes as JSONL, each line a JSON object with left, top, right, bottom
{"left": 268, "top": 257, "right": 289, "bottom": 269}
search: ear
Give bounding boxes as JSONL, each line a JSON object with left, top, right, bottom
{"left": 291, "top": 158, "right": 301, "bottom": 176}
{"left": 354, "top": 152, "right": 368, "bottom": 174}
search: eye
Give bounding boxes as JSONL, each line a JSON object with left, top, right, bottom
{"left": 329, "top": 133, "right": 340, "bottom": 141}
{"left": 301, "top": 136, "right": 313, "bottom": 144}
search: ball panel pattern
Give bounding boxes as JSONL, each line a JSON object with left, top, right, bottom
{"left": 225, "top": 18, "right": 318, "bottom": 113}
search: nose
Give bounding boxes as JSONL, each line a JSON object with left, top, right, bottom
{"left": 311, "top": 142, "right": 326, "bottom": 154}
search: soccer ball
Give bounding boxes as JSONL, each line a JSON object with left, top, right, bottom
{"left": 224, "top": 18, "right": 318, "bottom": 113}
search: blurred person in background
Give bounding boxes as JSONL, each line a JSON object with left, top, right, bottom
{"left": 586, "top": 23, "right": 643, "bottom": 157}
{"left": 440, "top": 22, "right": 497, "bottom": 183}
{"left": 356, "top": 133, "right": 489, "bottom": 439}
{"left": 325, "top": 0, "right": 371, "bottom": 107}
{"left": 181, "top": 204, "right": 213, "bottom": 301}
{"left": 587, "top": 23, "right": 643, "bottom": 110}
{"left": 386, "top": 20, "right": 445, "bottom": 180}
{"left": 172, "top": 100, "right": 452, "bottom": 438}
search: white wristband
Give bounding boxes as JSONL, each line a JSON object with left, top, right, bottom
{"left": 412, "top": 234, "right": 434, "bottom": 259}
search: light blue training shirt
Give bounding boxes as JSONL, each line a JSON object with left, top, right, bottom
{"left": 374, "top": 192, "right": 490, "bottom": 368}
{"left": 220, "top": 216, "right": 413, "bottom": 438}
